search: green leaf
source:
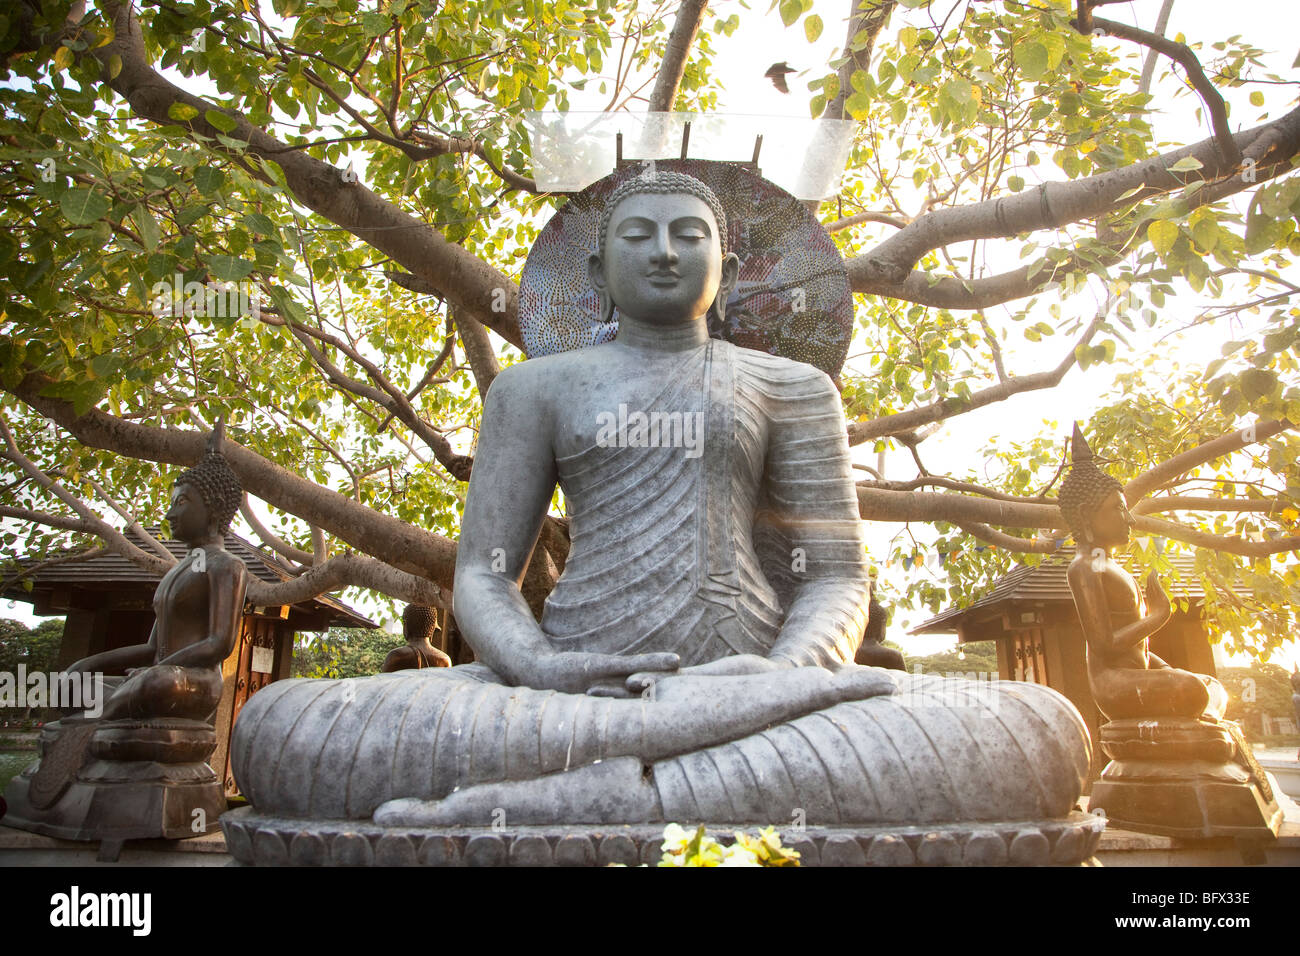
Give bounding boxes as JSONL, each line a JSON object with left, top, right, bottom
{"left": 1249, "top": 90, "right": 1265, "bottom": 107}
{"left": 133, "top": 207, "right": 161, "bottom": 251}
{"left": 194, "top": 167, "right": 226, "bottom": 197}
{"left": 845, "top": 90, "right": 871, "bottom": 120}
{"left": 1013, "top": 42, "right": 1049, "bottom": 81}
{"left": 1168, "top": 155, "right": 1203, "bottom": 173}
{"left": 60, "top": 188, "right": 110, "bottom": 225}
{"left": 1147, "top": 220, "right": 1178, "bottom": 255}
{"left": 779, "top": 0, "right": 801, "bottom": 27}
{"left": 803, "top": 14, "right": 823, "bottom": 42}
{"left": 1007, "top": 175, "right": 1025, "bottom": 192}
{"left": 204, "top": 109, "right": 239, "bottom": 133}
{"left": 203, "top": 254, "right": 254, "bottom": 281}
{"left": 167, "top": 102, "right": 200, "bottom": 122}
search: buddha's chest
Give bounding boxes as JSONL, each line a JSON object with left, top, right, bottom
{"left": 153, "top": 559, "right": 211, "bottom": 645}
{"left": 1099, "top": 563, "right": 1141, "bottom": 615}
{"left": 552, "top": 357, "right": 712, "bottom": 461}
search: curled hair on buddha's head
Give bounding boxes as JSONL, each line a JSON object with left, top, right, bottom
{"left": 1058, "top": 423, "right": 1124, "bottom": 542}
{"left": 597, "top": 169, "right": 730, "bottom": 259}
{"left": 403, "top": 604, "right": 439, "bottom": 642}
{"left": 174, "top": 420, "right": 242, "bottom": 535}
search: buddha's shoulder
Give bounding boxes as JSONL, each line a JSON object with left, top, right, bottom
{"left": 726, "top": 344, "right": 837, "bottom": 395}
{"left": 485, "top": 350, "right": 585, "bottom": 402}
{"left": 493, "top": 345, "right": 609, "bottom": 384}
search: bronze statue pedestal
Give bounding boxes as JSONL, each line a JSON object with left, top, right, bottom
{"left": 1091, "top": 717, "right": 1282, "bottom": 840}
{"left": 3, "top": 717, "right": 226, "bottom": 844}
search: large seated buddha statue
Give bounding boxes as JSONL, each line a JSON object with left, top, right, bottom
{"left": 1061, "top": 426, "right": 1280, "bottom": 839}
{"left": 4, "top": 426, "right": 245, "bottom": 843}
{"left": 226, "top": 168, "right": 1097, "bottom": 866}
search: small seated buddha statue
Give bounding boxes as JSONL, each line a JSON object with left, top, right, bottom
{"left": 853, "top": 586, "right": 906, "bottom": 672}
{"left": 381, "top": 605, "right": 452, "bottom": 672}
{"left": 3, "top": 426, "right": 246, "bottom": 842}
{"left": 228, "top": 170, "right": 1093, "bottom": 860}
{"left": 1061, "top": 424, "right": 1280, "bottom": 838}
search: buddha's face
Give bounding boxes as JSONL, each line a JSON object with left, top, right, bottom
{"left": 166, "top": 481, "right": 213, "bottom": 544}
{"left": 589, "top": 192, "right": 738, "bottom": 326}
{"left": 1085, "top": 489, "right": 1133, "bottom": 549}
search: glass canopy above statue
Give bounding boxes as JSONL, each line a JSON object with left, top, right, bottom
{"left": 524, "top": 111, "right": 857, "bottom": 200}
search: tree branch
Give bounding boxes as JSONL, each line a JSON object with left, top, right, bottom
{"left": 85, "top": 3, "right": 524, "bottom": 348}
{"left": 1078, "top": 13, "right": 1241, "bottom": 167}
{"left": 1124, "top": 419, "right": 1296, "bottom": 503}
{"left": 955, "top": 521, "right": 1057, "bottom": 553}
{"left": 0, "top": 415, "right": 174, "bottom": 575}
{"left": 243, "top": 551, "right": 448, "bottom": 610}
{"left": 647, "top": 0, "right": 709, "bottom": 112}
{"left": 7, "top": 371, "right": 458, "bottom": 590}
{"left": 1132, "top": 496, "right": 1289, "bottom": 516}
{"left": 239, "top": 496, "right": 313, "bottom": 567}
{"left": 847, "top": 105, "right": 1300, "bottom": 293}
{"left": 454, "top": 308, "right": 500, "bottom": 397}
{"left": 847, "top": 313, "right": 1102, "bottom": 444}
{"left": 825, "top": 0, "right": 896, "bottom": 122}
{"left": 1131, "top": 514, "right": 1300, "bottom": 558}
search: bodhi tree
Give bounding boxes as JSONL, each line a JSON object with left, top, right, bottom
{"left": 0, "top": 0, "right": 1297, "bottom": 655}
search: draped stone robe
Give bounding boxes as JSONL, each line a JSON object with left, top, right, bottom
{"left": 542, "top": 339, "right": 868, "bottom": 666}
{"left": 231, "top": 342, "right": 1090, "bottom": 826}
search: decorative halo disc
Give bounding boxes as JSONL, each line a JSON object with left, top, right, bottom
{"left": 518, "top": 159, "right": 852, "bottom": 377}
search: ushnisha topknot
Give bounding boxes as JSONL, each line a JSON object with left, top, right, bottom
{"left": 1058, "top": 422, "right": 1124, "bottom": 542}
{"left": 175, "top": 420, "right": 242, "bottom": 535}
{"left": 403, "top": 603, "right": 439, "bottom": 641}
{"left": 597, "top": 169, "right": 730, "bottom": 258}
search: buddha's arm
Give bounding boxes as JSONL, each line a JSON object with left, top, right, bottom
{"left": 157, "top": 557, "right": 247, "bottom": 668}
{"left": 453, "top": 364, "right": 563, "bottom": 684}
{"left": 764, "top": 371, "right": 871, "bottom": 669}
{"left": 454, "top": 365, "right": 677, "bottom": 691}
{"left": 66, "top": 627, "right": 157, "bottom": 675}
{"left": 1068, "top": 563, "right": 1170, "bottom": 657}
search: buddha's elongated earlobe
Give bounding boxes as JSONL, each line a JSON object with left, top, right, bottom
{"left": 707, "top": 291, "right": 726, "bottom": 330}
{"left": 708, "top": 251, "right": 738, "bottom": 331}
{"left": 589, "top": 253, "right": 615, "bottom": 325}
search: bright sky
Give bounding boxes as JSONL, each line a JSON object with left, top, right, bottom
{"left": 3, "top": 1, "right": 1295, "bottom": 670}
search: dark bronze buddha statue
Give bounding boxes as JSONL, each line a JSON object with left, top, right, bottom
{"left": 3, "top": 425, "right": 246, "bottom": 844}
{"left": 1060, "top": 425, "right": 1226, "bottom": 722}
{"left": 381, "top": 604, "right": 452, "bottom": 672}
{"left": 65, "top": 427, "right": 246, "bottom": 720}
{"left": 1062, "top": 424, "right": 1280, "bottom": 839}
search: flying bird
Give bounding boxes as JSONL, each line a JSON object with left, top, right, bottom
{"left": 765, "top": 61, "right": 796, "bottom": 94}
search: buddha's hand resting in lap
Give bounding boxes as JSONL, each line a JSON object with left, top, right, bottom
{"left": 528, "top": 650, "right": 680, "bottom": 696}
{"left": 619, "top": 654, "right": 901, "bottom": 704}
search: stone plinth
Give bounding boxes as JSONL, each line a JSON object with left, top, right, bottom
{"left": 220, "top": 807, "right": 1105, "bottom": 867}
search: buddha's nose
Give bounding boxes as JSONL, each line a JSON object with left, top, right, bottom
{"left": 652, "top": 227, "right": 678, "bottom": 265}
